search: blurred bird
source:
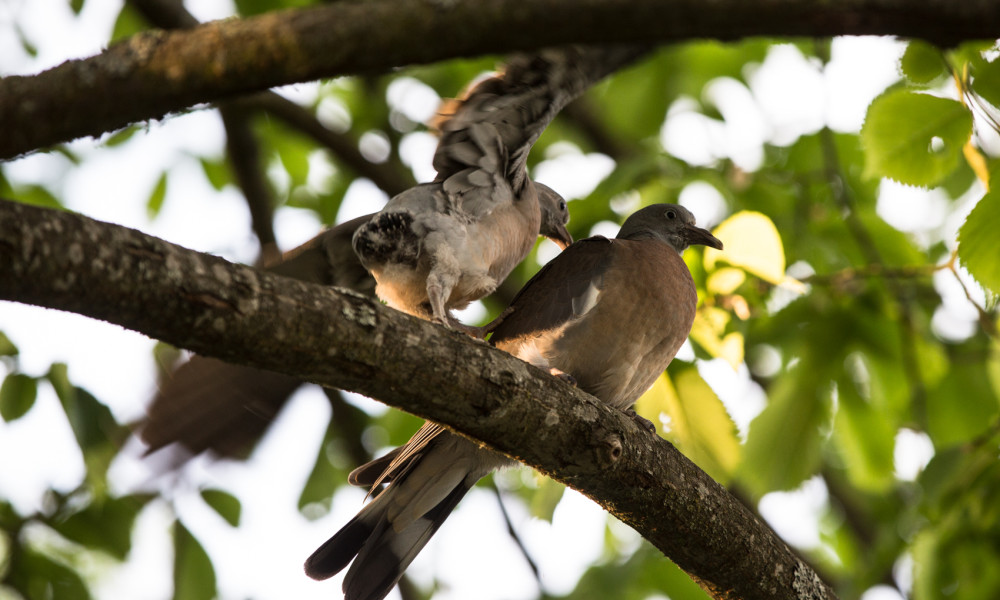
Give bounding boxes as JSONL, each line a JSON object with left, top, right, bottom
{"left": 304, "top": 203, "right": 723, "bottom": 600}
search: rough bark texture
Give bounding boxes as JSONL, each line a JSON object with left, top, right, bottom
{"left": 2, "top": 0, "right": 998, "bottom": 159}
{"left": 0, "top": 198, "right": 836, "bottom": 599}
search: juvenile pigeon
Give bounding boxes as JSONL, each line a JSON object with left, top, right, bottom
{"left": 304, "top": 203, "right": 723, "bottom": 600}
{"left": 352, "top": 45, "right": 647, "bottom": 327}
{"left": 140, "top": 193, "right": 571, "bottom": 458}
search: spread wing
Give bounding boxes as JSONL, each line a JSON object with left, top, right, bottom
{"left": 432, "top": 45, "right": 649, "bottom": 218}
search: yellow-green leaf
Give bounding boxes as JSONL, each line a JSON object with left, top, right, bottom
{"left": 0, "top": 374, "right": 37, "bottom": 422}
{"left": 638, "top": 368, "right": 741, "bottom": 482}
{"left": 704, "top": 211, "right": 802, "bottom": 291}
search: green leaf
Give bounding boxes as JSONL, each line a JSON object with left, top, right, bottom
{"left": 958, "top": 189, "right": 1000, "bottom": 295}
{"left": 111, "top": 3, "right": 146, "bottom": 42}
{"left": 7, "top": 548, "right": 91, "bottom": 600}
{"left": 971, "top": 56, "right": 1000, "bottom": 110}
{"left": 173, "top": 521, "right": 217, "bottom": 600}
{"left": 638, "top": 367, "right": 741, "bottom": 482}
{"left": 50, "top": 494, "right": 154, "bottom": 560}
{"left": 926, "top": 358, "right": 1000, "bottom": 447}
{"left": 0, "top": 374, "right": 37, "bottom": 422}
{"left": 69, "top": 0, "right": 85, "bottom": 14}
{"left": 198, "top": 157, "right": 231, "bottom": 192}
{"left": 529, "top": 478, "right": 565, "bottom": 523}
{"left": 46, "top": 364, "right": 127, "bottom": 482}
{"left": 200, "top": 489, "right": 241, "bottom": 527}
{"left": 832, "top": 373, "right": 896, "bottom": 492}
{"left": 102, "top": 125, "right": 139, "bottom": 148}
{"left": 900, "top": 41, "right": 947, "bottom": 84}
{"left": 740, "top": 360, "right": 830, "bottom": 494}
{"left": 146, "top": 172, "right": 168, "bottom": 219}
{"left": 861, "top": 89, "right": 972, "bottom": 187}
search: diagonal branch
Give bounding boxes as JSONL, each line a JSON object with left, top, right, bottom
{"left": 0, "top": 197, "right": 836, "bottom": 600}
{"left": 3, "top": 0, "right": 1000, "bottom": 159}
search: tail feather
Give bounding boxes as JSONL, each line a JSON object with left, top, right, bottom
{"left": 342, "top": 482, "right": 472, "bottom": 600}
{"left": 303, "top": 510, "right": 377, "bottom": 581}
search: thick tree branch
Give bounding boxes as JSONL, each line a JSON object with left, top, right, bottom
{"left": 2, "top": 0, "right": 998, "bottom": 159}
{"left": 0, "top": 197, "right": 835, "bottom": 600}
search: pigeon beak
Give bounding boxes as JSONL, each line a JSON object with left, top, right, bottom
{"left": 686, "top": 225, "right": 723, "bottom": 250}
{"left": 547, "top": 222, "right": 573, "bottom": 250}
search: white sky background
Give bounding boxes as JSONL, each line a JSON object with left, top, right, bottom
{"left": 0, "top": 2, "right": 981, "bottom": 599}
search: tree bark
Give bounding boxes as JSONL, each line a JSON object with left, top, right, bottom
{"left": 0, "top": 197, "right": 836, "bottom": 600}
{"left": 2, "top": 0, "right": 998, "bottom": 159}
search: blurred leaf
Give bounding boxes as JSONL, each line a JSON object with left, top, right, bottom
{"left": 706, "top": 267, "right": 746, "bottom": 295}
{"left": 741, "top": 359, "right": 830, "bottom": 494}
{"left": 900, "top": 41, "right": 947, "bottom": 84}
{"left": 689, "top": 307, "right": 744, "bottom": 369}
{"left": 111, "top": 3, "right": 146, "bottom": 42}
{"left": 0, "top": 374, "right": 37, "bottom": 422}
{"left": 147, "top": 172, "right": 168, "bottom": 219}
{"left": 832, "top": 374, "right": 896, "bottom": 492}
{"left": 199, "top": 157, "right": 232, "bottom": 192}
{"left": 705, "top": 211, "right": 802, "bottom": 290}
{"left": 971, "top": 56, "right": 1000, "bottom": 110}
{"left": 563, "top": 543, "right": 709, "bottom": 600}
{"left": 926, "top": 358, "right": 1000, "bottom": 447}
{"left": 529, "top": 478, "right": 565, "bottom": 523}
{"left": 69, "top": 0, "right": 85, "bottom": 14}
{"left": 46, "top": 363, "right": 127, "bottom": 483}
{"left": 958, "top": 189, "right": 1000, "bottom": 295}
{"left": 638, "top": 368, "right": 741, "bottom": 482}
{"left": 101, "top": 125, "right": 140, "bottom": 148}
{"left": 7, "top": 548, "right": 91, "bottom": 600}
{"left": 51, "top": 494, "right": 154, "bottom": 560}
{"left": 173, "top": 521, "right": 216, "bottom": 600}
{"left": 200, "top": 489, "right": 241, "bottom": 527}
{"left": 861, "top": 90, "right": 972, "bottom": 187}
{"left": 15, "top": 185, "right": 63, "bottom": 210}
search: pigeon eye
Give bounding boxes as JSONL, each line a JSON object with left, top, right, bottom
{"left": 665, "top": 210, "right": 676, "bottom": 219}
{"left": 559, "top": 201, "right": 566, "bottom": 211}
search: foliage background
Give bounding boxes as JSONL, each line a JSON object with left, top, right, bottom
{"left": 2, "top": 1, "right": 1000, "bottom": 599}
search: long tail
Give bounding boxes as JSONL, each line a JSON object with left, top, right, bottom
{"left": 305, "top": 430, "right": 502, "bottom": 600}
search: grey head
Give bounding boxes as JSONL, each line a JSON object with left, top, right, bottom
{"left": 534, "top": 182, "right": 573, "bottom": 249}
{"left": 616, "top": 203, "right": 723, "bottom": 253}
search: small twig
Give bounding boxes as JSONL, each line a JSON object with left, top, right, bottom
{"left": 490, "top": 482, "right": 543, "bottom": 587}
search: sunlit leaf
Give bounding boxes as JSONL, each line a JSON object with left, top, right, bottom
{"left": 200, "top": 489, "right": 242, "bottom": 527}
{"left": 704, "top": 211, "right": 802, "bottom": 291}
{"left": 7, "top": 548, "right": 91, "bottom": 600}
{"left": 706, "top": 267, "right": 746, "bottom": 295}
{"left": 689, "top": 308, "right": 744, "bottom": 369}
{"left": 173, "top": 521, "right": 217, "bottom": 600}
{"left": 958, "top": 189, "right": 1000, "bottom": 295}
{"left": 962, "top": 142, "right": 990, "bottom": 190}
{"left": 0, "top": 374, "right": 37, "bottom": 422}
{"left": 638, "top": 368, "right": 741, "bottom": 482}
{"left": 861, "top": 90, "right": 972, "bottom": 187}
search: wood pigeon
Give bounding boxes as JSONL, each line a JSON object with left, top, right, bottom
{"left": 352, "top": 45, "right": 646, "bottom": 328}
{"left": 303, "top": 203, "right": 723, "bottom": 600}
{"left": 139, "top": 192, "right": 570, "bottom": 458}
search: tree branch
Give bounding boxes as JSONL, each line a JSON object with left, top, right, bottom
{"left": 0, "top": 197, "right": 836, "bottom": 600}
{"left": 3, "top": 0, "right": 998, "bottom": 159}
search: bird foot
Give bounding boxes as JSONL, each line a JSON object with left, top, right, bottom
{"left": 626, "top": 409, "right": 657, "bottom": 434}
{"left": 549, "top": 367, "right": 577, "bottom": 387}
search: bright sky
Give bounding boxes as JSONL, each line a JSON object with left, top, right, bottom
{"left": 0, "top": 2, "right": 975, "bottom": 599}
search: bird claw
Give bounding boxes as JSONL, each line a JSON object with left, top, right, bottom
{"left": 549, "top": 367, "right": 577, "bottom": 387}
{"left": 626, "top": 409, "right": 657, "bottom": 434}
